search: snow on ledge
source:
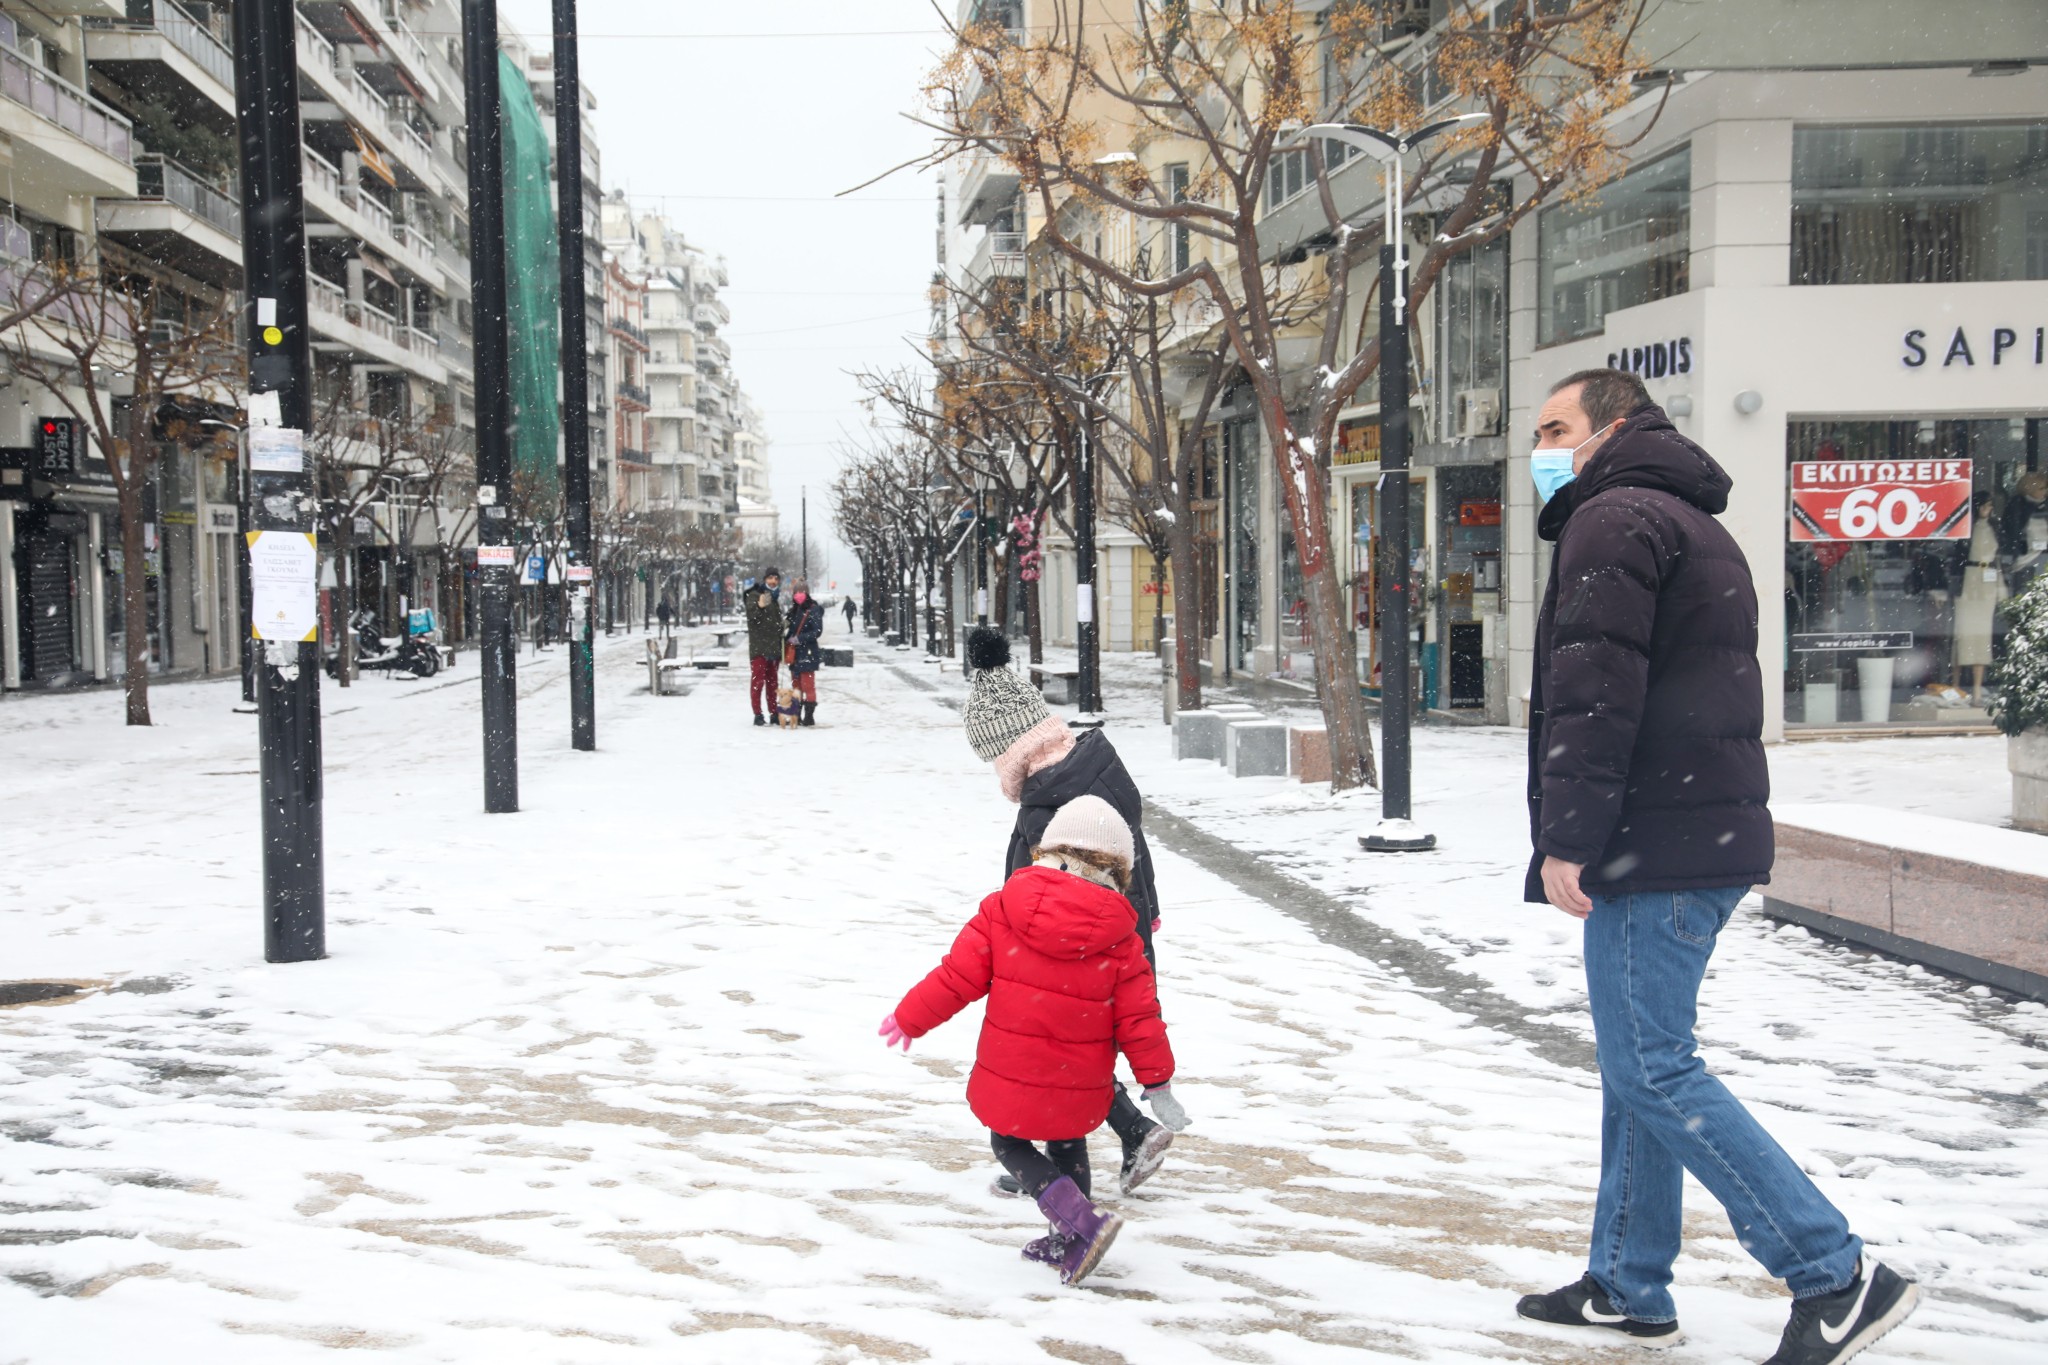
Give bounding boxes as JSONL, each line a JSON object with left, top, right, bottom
{"left": 1776, "top": 802, "right": 2048, "bottom": 880}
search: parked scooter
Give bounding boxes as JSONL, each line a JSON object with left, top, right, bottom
{"left": 326, "top": 608, "right": 441, "bottom": 679}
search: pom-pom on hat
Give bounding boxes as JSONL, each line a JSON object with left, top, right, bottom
{"left": 1041, "top": 794, "right": 1135, "bottom": 869}
{"left": 962, "top": 627, "right": 1054, "bottom": 763}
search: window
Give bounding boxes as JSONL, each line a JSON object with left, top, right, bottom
{"left": 1265, "top": 140, "right": 1351, "bottom": 212}
{"left": 1537, "top": 146, "right": 1690, "bottom": 346}
{"left": 1433, "top": 229, "right": 1508, "bottom": 437}
{"left": 1167, "top": 163, "right": 1190, "bottom": 273}
{"left": 1791, "top": 123, "right": 2048, "bottom": 286}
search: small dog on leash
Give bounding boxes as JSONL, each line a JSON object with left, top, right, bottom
{"left": 773, "top": 686, "right": 803, "bottom": 729}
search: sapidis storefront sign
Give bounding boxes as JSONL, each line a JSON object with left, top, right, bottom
{"left": 1604, "top": 336, "right": 1693, "bottom": 379}
{"left": 1900, "top": 325, "right": 2048, "bottom": 368}
{"left": 1788, "top": 458, "right": 1972, "bottom": 542}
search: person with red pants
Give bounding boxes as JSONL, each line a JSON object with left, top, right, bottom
{"left": 743, "top": 568, "right": 784, "bottom": 727}
{"left": 784, "top": 578, "right": 826, "bottom": 727}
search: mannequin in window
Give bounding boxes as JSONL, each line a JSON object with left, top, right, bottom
{"left": 1954, "top": 492, "right": 2003, "bottom": 702}
{"left": 2005, "top": 471, "right": 2048, "bottom": 588}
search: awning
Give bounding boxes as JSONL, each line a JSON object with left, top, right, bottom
{"left": 351, "top": 126, "right": 397, "bottom": 187}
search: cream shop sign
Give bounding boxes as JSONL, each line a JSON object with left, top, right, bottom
{"left": 1901, "top": 325, "right": 2048, "bottom": 368}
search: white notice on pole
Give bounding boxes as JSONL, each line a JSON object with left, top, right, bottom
{"left": 247, "top": 531, "right": 318, "bottom": 642}
{"left": 1077, "top": 583, "right": 1094, "bottom": 624}
{"left": 249, "top": 425, "right": 304, "bottom": 473}
{"left": 976, "top": 588, "right": 989, "bottom": 617}
{"left": 476, "top": 544, "right": 516, "bottom": 568}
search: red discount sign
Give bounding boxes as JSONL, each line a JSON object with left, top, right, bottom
{"left": 1789, "top": 459, "right": 1973, "bottom": 542}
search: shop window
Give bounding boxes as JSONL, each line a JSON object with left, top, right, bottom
{"left": 1536, "top": 146, "right": 1690, "bottom": 346}
{"left": 1785, "top": 417, "right": 2045, "bottom": 728}
{"left": 1791, "top": 123, "right": 2048, "bottom": 286}
{"left": 1431, "top": 227, "right": 1507, "bottom": 438}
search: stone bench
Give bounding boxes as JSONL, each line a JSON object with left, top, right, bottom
{"left": 1290, "top": 725, "right": 1331, "bottom": 784}
{"left": 1225, "top": 720, "right": 1290, "bottom": 778}
{"left": 1173, "top": 707, "right": 1258, "bottom": 763}
{"left": 1766, "top": 803, "right": 2048, "bottom": 1001}
{"left": 821, "top": 647, "right": 854, "bottom": 668}
{"left": 1030, "top": 666, "right": 1081, "bottom": 705}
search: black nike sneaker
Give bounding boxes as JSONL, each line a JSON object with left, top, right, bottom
{"left": 1515, "top": 1274, "right": 1683, "bottom": 1348}
{"left": 1763, "top": 1257, "right": 1920, "bottom": 1365}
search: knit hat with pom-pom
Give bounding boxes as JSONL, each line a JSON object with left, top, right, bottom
{"left": 962, "top": 627, "right": 1053, "bottom": 763}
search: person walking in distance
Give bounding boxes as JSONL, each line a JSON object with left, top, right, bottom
{"left": 878, "top": 795, "right": 1183, "bottom": 1286}
{"left": 785, "top": 578, "right": 826, "bottom": 728}
{"left": 961, "top": 626, "right": 1182, "bottom": 1196}
{"left": 655, "top": 596, "right": 673, "bottom": 641}
{"left": 1514, "top": 369, "right": 1919, "bottom": 1363}
{"left": 842, "top": 595, "right": 857, "bottom": 634}
{"left": 744, "top": 568, "right": 784, "bottom": 729}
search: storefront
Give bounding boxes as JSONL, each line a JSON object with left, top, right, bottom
{"left": 1510, "top": 76, "right": 2048, "bottom": 739}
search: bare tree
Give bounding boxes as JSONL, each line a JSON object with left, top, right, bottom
{"left": 924, "top": 0, "right": 1658, "bottom": 789}
{"left": 0, "top": 259, "right": 237, "bottom": 725}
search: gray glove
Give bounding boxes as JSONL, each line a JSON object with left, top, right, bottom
{"left": 1143, "top": 1083, "right": 1190, "bottom": 1132}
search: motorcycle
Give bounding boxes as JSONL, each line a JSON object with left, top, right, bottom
{"left": 326, "top": 607, "right": 441, "bottom": 679}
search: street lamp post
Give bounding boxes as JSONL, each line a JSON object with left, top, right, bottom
{"left": 1074, "top": 417, "right": 1101, "bottom": 713}
{"left": 552, "top": 0, "right": 595, "bottom": 752}
{"left": 1300, "top": 115, "right": 1485, "bottom": 855}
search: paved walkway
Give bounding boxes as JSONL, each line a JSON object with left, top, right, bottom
{"left": 0, "top": 633, "right": 2040, "bottom": 1362}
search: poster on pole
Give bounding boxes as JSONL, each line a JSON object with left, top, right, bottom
{"left": 247, "top": 531, "right": 318, "bottom": 642}
{"left": 1789, "top": 459, "right": 1973, "bottom": 542}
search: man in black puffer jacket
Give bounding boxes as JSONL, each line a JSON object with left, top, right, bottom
{"left": 1514, "top": 371, "right": 1919, "bottom": 1365}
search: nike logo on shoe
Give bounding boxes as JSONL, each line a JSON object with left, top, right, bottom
{"left": 1819, "top": 1261, "right": 1873, "bottom": 1346}
{"left": 1581, "top": 1300, "right": 1629, "bottom": 1325}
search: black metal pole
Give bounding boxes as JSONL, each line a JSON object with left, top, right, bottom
{"left": 465, "top": 0, "right": 518, "bottom": 811}
{"left": 801, "top": 487, "right": 808, "bottom": 581}
{"left": 1075, "top": 419, "right": 1100, "bottom": 712}
{"left": 232, "top": 0, "right": 324, "bottom": 962}
{"left": 925, "top": 534, "right": 937, "bottom": 654}
{"left": 975, "top": 488, "right": 989, "bottom": 626}
{"left": 552, "top": 0, "right": 594, "bottom": 752}
{"left": 237, "top": 442, "right": 254, "bottom": 703}
{"left": 1372, "top": 239, "right": 1427, "bottom": 843}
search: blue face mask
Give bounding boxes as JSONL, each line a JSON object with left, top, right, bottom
{"left": 1529, "top": 422, "right": 1619, "bottom": 503}
{"left": 1530, "top": 452, "right": 1577, "bottom": 503}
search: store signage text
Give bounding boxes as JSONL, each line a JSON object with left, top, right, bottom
{"left": 1788, "top": 459, "right": 1972, "bottom": 542}
{"left": 1335, "top": 419, "right": 1382, "bottom": 466}
{"left": 1792, "top": 631, "right": 1913, "bottom": 653}
{"left": 1900, "top": 326, "right": 2047, "bottom": 368}
{"left": 1604, "top": 337, "right": 1692, "bottom": 378}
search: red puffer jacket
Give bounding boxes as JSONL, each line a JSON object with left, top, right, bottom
{"left": 893, "top": 864, "right": 1174, "bottom": 1140}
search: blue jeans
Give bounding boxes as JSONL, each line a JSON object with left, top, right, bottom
{"left": 1584, "top": 886, "right": 1861, "bottom": 1321}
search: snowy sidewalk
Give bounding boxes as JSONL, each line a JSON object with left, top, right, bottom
{"left": 1, "top": 635, "right": 2043, "bottom": 1362}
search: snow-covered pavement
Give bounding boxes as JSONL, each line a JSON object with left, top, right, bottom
{"left": 2, "top": 633, "right": 2045, "bottom": 1363}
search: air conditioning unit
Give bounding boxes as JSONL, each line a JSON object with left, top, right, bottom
{"left": 1455, "top": 388, "right": 1500, "bottom": 439}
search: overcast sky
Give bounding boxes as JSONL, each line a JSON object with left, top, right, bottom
{"left": 495, "top": 0, "right": 952, "bottom": 589}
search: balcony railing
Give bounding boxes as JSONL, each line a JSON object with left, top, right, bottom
{"left": 617, "top": 382, "right": 650, "bottom": 406}
{"left": 609, "top": 318, "right": 648, "bottom": 346}
{"left": 87, "top": 1, "right": 235, "bottom": 93}
{"left": 0, "top": 217, "right": 28, "bottom": 262}
{"left": 310, "top": 273, "right": 349, "bottom": 319}
{"left": 134, "top": 155, "right": 241, "bottom": 237}
{"left": 0, "top": 29, "right": 134, "bottom": 165}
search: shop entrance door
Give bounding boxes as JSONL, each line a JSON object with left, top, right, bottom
{"left": 1347, "top": 474, "right": 1428, "bottom": 697}
{"left": 15, "top": 509, "right": 81, "bottom": 683}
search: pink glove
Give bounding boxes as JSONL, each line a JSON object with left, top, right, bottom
{"left": 878, "top": 1013, "right": 911, "bottom": 1051}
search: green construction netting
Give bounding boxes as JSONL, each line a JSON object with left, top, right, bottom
{"left": 500, "top": 50, "right": 560, "bottom": 492}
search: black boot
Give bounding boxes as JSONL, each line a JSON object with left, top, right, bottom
{"left": 800, "top": 701, "right": 816, "bottom": 727}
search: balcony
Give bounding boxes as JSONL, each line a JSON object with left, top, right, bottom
{"left": 964, "top": 229, "right": 1027, "bottom": 287}
{"left": 302, "top": 149, "right": 441, "bottom": 285}
{"left": 348, "top": 7, "right": 443, "bottom": 108}
{"left": 84, "top": 0, "right": 236, "bottom": 120}
{"left": 307, "top": 272, "right": 448, "bottom": 382}
{"left": 0, "top": 19, "right": 134, "bottom": 210}
{"left": 609, "top": 317, "right": 649, "bottom": 349}
{"left": 294, "top": 11, "right": 434, "bottom": 193}
{"left": 616, "top": 382, "right": 651, "bottom": 409}
{"left": 955, "top": 152, "right": 1022, "bottom": 227}
{"left": 692, "top": 298, "right": 729, "bottom": 327}
{"left": 95, "top": 155, "right": 242, "bottom": 288}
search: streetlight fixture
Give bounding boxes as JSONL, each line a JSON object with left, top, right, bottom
{"left": 1298, "top": 113, "right": 1487, "bottom": 855}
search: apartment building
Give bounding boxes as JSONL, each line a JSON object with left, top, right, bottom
{"left": 0, "top": 0, "right": 494, "bottom": 693}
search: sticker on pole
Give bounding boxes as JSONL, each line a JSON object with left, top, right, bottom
{"left": 1790, "top": 459, "right": 1972, "bottom": 542}
{"left": 1076, "top": 583, "right": 1095, "bottom": 624}
{"left": 566, "top": 565, "right": 592, "bottom": 583}
{"left": 477, "top": 544, "right": 516, "bottom": 568}
{"left": 248, "top": 425, "right": 305, "bottom": 473}
{"left": 246, "top": 531, "right": 318, "bottom": 642}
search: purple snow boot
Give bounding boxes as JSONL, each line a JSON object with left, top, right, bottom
{"left": 1020, "top": 1226, "right": 1070, "bottom": 1266}
{"left": 1036, "top": 1176, "right": 1123, "bottom": 1285}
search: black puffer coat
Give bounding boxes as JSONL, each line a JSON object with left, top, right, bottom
{"left": 785, "top": 597, "right": 825, "bottom": 675}
{"left": 1007, "top": 729, "right": 1159, "bottom": 962}
{"left": 1524, "top": 404, "right": 1773, "bottom": 903}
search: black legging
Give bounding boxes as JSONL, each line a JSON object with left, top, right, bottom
{"left": 991, "top": 1131, "right": 1091, "bottom": 1199}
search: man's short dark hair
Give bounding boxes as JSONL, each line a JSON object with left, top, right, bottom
{"left": 1551, "top": 368, "right": 1654, "bottom": 431}
{"left": 763, "top": 566, "right": 782, "bottom": 580}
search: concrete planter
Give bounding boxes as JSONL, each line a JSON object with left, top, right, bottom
{"left": 2012, "top": 730, "right": 2048, "bottom": 834}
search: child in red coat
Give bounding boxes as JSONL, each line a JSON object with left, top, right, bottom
{"left": 879, "top": 795, "right": 1185, "bottom": 1286}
